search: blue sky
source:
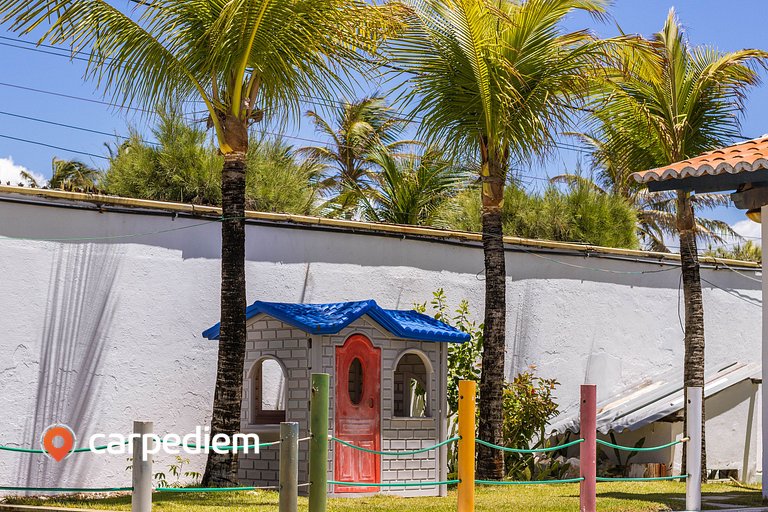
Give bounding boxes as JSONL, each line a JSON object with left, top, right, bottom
{"left": 0, "top": 0, "right": 764, "bottom": 242}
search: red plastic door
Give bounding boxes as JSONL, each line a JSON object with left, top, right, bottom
{"left": 334, "top": 334, "right": 381, "bottom": 493}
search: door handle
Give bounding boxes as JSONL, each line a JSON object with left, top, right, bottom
{"left": 368, "top": 398, "right": 374, "bottom": 408}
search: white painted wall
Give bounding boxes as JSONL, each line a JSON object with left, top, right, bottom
{"left": 0, "top": 193, "right": 761, "bottom": 490}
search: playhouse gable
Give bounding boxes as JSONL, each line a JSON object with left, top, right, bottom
{"left": 202, "top": 299, "right": 470, "bottom": 342}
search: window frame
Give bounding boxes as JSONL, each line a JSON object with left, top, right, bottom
{"left": 392, "top": 349, "right": 433, "bottom": 419}
{"left": 250, "top": 356, "right": 287, "bottom": 426}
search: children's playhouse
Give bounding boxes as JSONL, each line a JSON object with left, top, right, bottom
{"left": 202, "top": 299, "right": 469, "bottom": 497}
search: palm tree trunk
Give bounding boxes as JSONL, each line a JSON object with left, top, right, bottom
{"left": 676, "top": 190, "right": 707, "bottom": 483}
{"left": 477, "top": 151, "right": 506, "bottom": 480}
{"left": 202, "top": 150, "right": 248, "bottom": 486}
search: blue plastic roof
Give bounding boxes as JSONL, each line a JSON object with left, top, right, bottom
{"left": 202, "top": 300, "right": 470, "bottom": 343}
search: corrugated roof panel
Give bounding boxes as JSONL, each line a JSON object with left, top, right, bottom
{"left": 547, "top": 362, "right": 760, "bottom": 435}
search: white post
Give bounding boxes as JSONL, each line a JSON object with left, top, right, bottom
{"left": 686, "top": 387, "right": 702, "bottom": 512}
{"left": 131, "top": 421, "right": 153, "bottom": 512}
{"left": 279, "top": 422, "right": 299, "bottom": 512}
{"left": 762, "top": 204, "right": 768, "bottom": 500}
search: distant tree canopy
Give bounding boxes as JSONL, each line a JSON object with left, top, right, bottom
{"left": 245, "top": 137, "right": 323, "bottom": 215}
{"left": 438, "top": 181, "right": 639, "bottom": 249}
{"left": 103, "top": 110, "right": 222, "bottom": 205}
{"left": 704, "top": 240, "right": 761, "bottom": 263}
{"left": 102, "top": 110, "right": 320, "bottom": 215}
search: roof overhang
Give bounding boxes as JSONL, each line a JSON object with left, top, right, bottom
{"left": 631, "top": 137, "right": 768, "bottom": 209}
{"left": 645, "top": 168, "right": 768, "bottom": 194}
{"left": 202, "top": 300, "right": 471, "bottom": 344}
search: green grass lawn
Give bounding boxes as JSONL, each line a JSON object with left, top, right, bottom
{"left": 3, "top": 482, "right": 764, "bottom": 511}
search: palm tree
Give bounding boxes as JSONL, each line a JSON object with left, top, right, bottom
{"left": 359, "top": 145, "right": 467, "bottom": 225}
{"left": 384, "top": 0, "right": 608, "bottom": 479}
{"left": 0, "top": 0, "right": 393, "bottom": 485}
{"left": 50, "top": 158, "right": 102, "bottom": 192}
{"left": 300, "top": 96, "right": 405, "bottom": 217}
{"left": 552, "top": 135, "right": 738, "bottom": 252}
{"left": 594, "top": 9, "right": 767, "bottom": 479}
{"left": 704, "top": 240, "right": 761, "bottom": 263}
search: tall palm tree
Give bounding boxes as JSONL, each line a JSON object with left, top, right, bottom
{"left": 384, "top": 0, "right": 608, "bottom": 478}
{"left": 300, "top": 95, "right": 405, "bottom": 217}
{"left": 594, "top": 9, "right": 767, "bottom": 479}
{"left": 552, "top": 134, "right": 738, "bottom": 253}
{"left": 360, "top": 145, "right": 467, "bottom": 225}
{"left": 0, "top": 0, "right": 393, "bottom": 485}
{"left": 50, "top": 158, "right": 102, "bottom": 192}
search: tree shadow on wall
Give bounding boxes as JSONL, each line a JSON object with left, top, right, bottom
{"left": 16, "top": 242, "right": 121, "bottom": 487}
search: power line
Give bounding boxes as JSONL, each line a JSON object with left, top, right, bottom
{"left": 0, "top": 133, "right": 108, "bottom": 161}
{"left": 0, "top": 81, "right": 155, "bottom": 114}
{"left": 0, "top": 38, "right": 593, "bottom": 156}
{"left": 0, "top": 109, "right": 156, "bottom": 146}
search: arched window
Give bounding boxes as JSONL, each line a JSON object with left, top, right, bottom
{"left": 251, "top": 357, "right": 287, "bottom": 425}
{"left": 394, "top": 352, "right": 430, "bottom": 418}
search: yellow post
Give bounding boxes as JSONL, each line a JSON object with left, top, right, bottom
{"left": 457, "top": 380, "right": 476, "bottom": 512}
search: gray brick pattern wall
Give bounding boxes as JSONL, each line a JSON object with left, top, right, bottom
{"left": 237, "top": 315, "right": 312, "bottom": 489}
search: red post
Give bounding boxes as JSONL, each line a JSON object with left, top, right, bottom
{"left": 580, "top": 384, "right": 597, "bottom": 512}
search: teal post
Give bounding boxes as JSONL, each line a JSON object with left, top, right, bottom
{"left": 309, "top": 373, "right": 330, "bottom": 512}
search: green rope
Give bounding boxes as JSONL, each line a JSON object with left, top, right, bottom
{"left": 596, "top": 475, "right": 688, "bottom": 482}
{"left": 159, "top": 440, "right": 280, "bottom": 451}
{"left": 596, "top": 439, "right": 685, "bottom": 452}
{"left": 329, "top": 480, "right": 459, "bottom": 487}
{"left": 0, "top": 486, "right": 132, "bottom": 492}
{"left": 156, "top": 486, "right": 265, "bottom": 492}
{"left": 475, "top": 438, "right": 584, "bottom": 453}
{"left": 0, "top": 440, "right": 130, "bottom": 454}
{"left": 475, "top": 478, "right": 584, "bottom": 485}
{"left": 330, "top": 436, "right": 459, "bottom": 456}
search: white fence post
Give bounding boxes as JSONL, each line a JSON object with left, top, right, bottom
{"left": 686, "top": 387, "right": 702, "bottom": 512}
{"left": 279, "top": 422, "right": 299, "bottom": 512}
{"left": 131, "top": 420, "right": 153, "bottom": 512}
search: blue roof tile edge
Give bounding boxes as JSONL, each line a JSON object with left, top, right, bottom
{"left": 202, "top": 300, "right": 470, "bottom": 343}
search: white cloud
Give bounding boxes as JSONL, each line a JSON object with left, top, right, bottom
{"left": 0, "top": 157, "right": 46, "bottom": 187}
{"left": 731, "top": 218, "right": 761, "bottom": 244}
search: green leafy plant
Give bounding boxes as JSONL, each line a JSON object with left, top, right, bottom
{"left": 127, "top": 455, "right": 202, "bottom": 488}
{"left": 599, "top": 433, "right": 646, "bottom": 477}
{"left": 415, "top": 289, "right": 482, "bottom": 475}
{"left": 502, "top": 369, "right": 560, "bottom": 480}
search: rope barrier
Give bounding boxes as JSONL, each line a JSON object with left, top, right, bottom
{"left": 330, "top": 436, "right": 459, "bottom": 456}
{"left": 0, "top": 486, "right": 132, "bottom": 492}
{"left": 158, "top": 440, "right": 280, "bottom": 451}
{"left": 156, "top": 486, "right": 276, "bottom": 492}
{"left": 0, "top": 438, "right": 279, "bottom": 454}
{"left": 475, "top": 477, "right": 584, "bottom": 485}
{"left": 596, "top": 475, "right": 688, "bottom": 482}
{"left": 328, "top": 480, "right": 459, "bottom": 487}
{"left": 0, "top": 440, "right": 130, "bottom": 454}
{"left": 596, "top": 438, "right": 688, "bottom": 452}
{"left": 475, "top": 438, "right": 585, "bottom": 453}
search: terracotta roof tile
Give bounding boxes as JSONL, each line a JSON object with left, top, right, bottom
{"left": 631, "top": 136, "right": 768, "bottom": 183}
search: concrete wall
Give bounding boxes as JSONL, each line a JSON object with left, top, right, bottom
{"left": 0, "top": 193, "right": 761, "bottom": 490}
